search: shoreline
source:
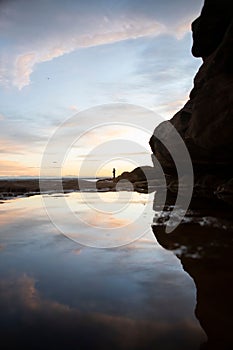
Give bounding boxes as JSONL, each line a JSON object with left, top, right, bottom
{"left": 0, "top": 177, "right": 148, "bottom": 200}
{"left": 0, "top": 178, "right": 87, "bottom": 200}
{"left": 1, "top": 175, "right": 233, "bottom": 203}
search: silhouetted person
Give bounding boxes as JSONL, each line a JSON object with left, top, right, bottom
{"left": 112, "top": 168, "right": 116, "bottom": 179}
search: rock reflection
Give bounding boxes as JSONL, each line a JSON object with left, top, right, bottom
{"left": 153, "top": 193, "right": 233, "bottom": 350}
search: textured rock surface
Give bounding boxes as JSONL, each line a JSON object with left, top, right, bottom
{"left": 149, "top": 0, "right": 233, "bottom": 182}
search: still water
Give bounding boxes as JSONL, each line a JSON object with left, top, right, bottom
{"left": 0, "top": 192, "right": 206, "bottom": 349}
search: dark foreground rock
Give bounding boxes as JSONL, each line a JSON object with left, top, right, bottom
{"left": 149, "top": 0, "right": 233, "bottom": 199}
{"left": 150, "top": 4, "right": 233, "bottom": 344}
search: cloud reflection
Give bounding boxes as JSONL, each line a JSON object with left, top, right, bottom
{"left": 0, "top": 274, "right": 206, "bottom": 350}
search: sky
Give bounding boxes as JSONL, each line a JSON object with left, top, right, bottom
{"left": 0, "top": 0, "right": 203, "bottom": 177}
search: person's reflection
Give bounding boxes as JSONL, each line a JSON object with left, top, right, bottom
{"left": 152, "top": 192, "right": 233, "bottom": 350}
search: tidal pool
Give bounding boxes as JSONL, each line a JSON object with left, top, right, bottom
{"left": 0, "top": 193, "right": 206, "bottom": 349}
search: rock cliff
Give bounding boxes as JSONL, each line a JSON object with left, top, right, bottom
{"left": 149, "top": 0, "right": 233, "bottom": 198}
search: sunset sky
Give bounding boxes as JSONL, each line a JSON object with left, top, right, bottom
{"left": 0, "top": 0, "right": 203, "bottom": 177}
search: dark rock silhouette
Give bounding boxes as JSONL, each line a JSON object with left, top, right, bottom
{"left": 191, "top": 0, "right": 232, "bottom": 59}
{"left": 96, "top": 166, "right": 157, "bottom": 192}
{"left": 149, "top": 0, "right": 233, "bottom": 198}
{"left": 0, "top": 178, "right": 95, "bottom": 199}
{"left": 115, "top": 166, "right": 156, "bottom": 183}
{"left": 150, "top": 4, "right": 233, "bottom": 343}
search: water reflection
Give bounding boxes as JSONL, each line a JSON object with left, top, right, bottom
{"left": 153, "top": 193, "right": 233, "bottom": 350}
{"left": 42, "top": 191, "right": 154, "bottom": 247}
{"left": 0, "top": 194, "right": 207, "bottom": 349}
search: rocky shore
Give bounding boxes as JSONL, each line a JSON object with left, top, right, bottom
{"left": 0, "top": 178, "right": 94, "bottom": 200}
{"left": 96, "top": 166, "right": 157, "bottom": 193}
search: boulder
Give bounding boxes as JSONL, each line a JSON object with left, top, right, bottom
{"left": 115, "top": 166, "right": 156, "bottom": 183}
{"left": 96, "top": 166, "right": 157, "bottom": 192}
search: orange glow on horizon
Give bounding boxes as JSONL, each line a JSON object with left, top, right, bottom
{"left": 0, "top": 158, "right": 139, "bottom": 178}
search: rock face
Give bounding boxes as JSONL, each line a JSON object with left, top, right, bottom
{"left": 150, "top": 0, "right": 233, "bottom": 184}
{"left": 191, "top": 0, "right": 233, "bottom": 59}
{"left": 150, "top": 4, "right": 233, "bottom": 346}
